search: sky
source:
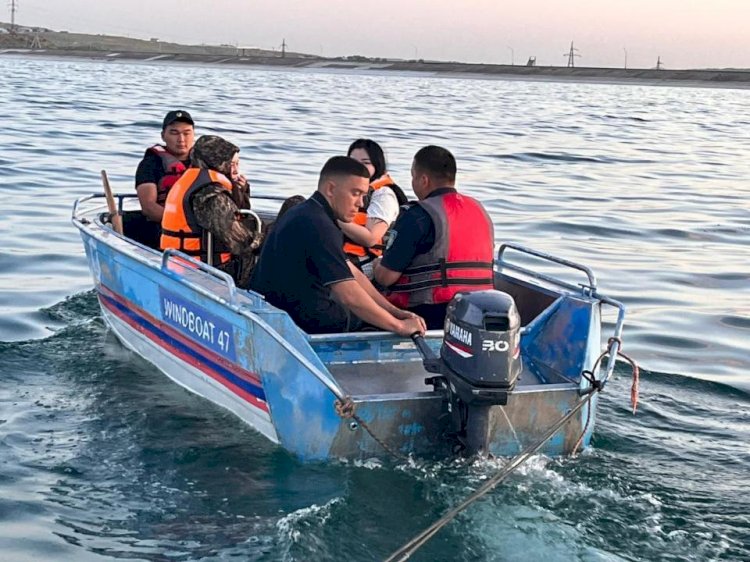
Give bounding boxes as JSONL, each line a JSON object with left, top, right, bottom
{"left": 10, "top": 0, "right": 750, "bottom": 69}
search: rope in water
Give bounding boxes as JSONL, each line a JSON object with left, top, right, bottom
{"left": 384, "top": 341, "right": 641, "bottom": 562}
{"left": 383, "top": 394, "right": 595, "bottom": 562}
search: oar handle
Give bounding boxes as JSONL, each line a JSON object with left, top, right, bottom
{"left": 101, "top": 170, "right": 123, "bottom": 235}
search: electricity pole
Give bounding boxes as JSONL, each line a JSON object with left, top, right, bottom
{"left": 623, "top": 47, "right": 627, "bottom": 70}
{"left": 10, "top": 0, "right": 17, "bottom": 34}
{"left": 564, "top": 41, "right": 580, "bottom": 67}
{"left": 281, "top": 38, "right": 286, "bottom": 58}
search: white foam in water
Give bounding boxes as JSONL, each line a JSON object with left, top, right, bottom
{"left": 275, "top": 497, "right": 343, "bottom": 544}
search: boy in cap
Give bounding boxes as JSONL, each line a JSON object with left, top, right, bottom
{"left": 135, "top": 110, "right": 195, "bottom": 223}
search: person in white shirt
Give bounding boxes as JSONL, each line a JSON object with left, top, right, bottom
{"left": 340, "top": 139, "right": 409, "bottom": 276}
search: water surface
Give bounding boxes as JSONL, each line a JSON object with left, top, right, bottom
{"left": 0, "top": 57, "right": 748, "bottom": 561}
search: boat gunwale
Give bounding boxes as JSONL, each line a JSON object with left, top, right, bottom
{"left": 72, "top": 195, "right": 623, "bottom": 390}
{"left": 73, "top": 201, "right": 350, "bottom": 402}
{"left": 346, "top": 381, "right": 580, "bottom": 402}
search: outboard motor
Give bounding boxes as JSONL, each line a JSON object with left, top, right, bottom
{"left": 413, "top": 290, "right": 522, "bottom": 456}
{"left": 441, "top": 290, "right": 522, "bottom": 406}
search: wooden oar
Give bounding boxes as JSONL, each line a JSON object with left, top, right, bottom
{"left": 100, "top": 170, "right": 123, "bottom": 235}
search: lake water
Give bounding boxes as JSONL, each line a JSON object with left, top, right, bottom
{"left": 0, "top": 56, "right": 748, "bottom": 561}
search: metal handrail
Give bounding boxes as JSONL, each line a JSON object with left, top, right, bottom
{"left": 72, "top": 194, "right": 101, "bottom": 220}
{"left": 497, "top": 243, "right": 597, "bottom": 290}
{"left": 73, "top": 192, "right": 288, "bottom": 222}
{"left": 72, "top": 193, "right": 140, "bottom": 221}
{"left": 205, "top": 208, "right": 263, "bottom": 267}
{"left": 593, "top": 293, "right": 627, "bottom": 383}
{"left": 160, "top": 248, "right": 237, "bottom": 305}
{"left": 495, "top": 243, "right": 625, "bottom": 384}
{"left": 237, "top": 209, "right": 263, "bottom": 236}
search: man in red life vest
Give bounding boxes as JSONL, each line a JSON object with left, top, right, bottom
{"left": 373, "top": 146, "right": 495, "bottom": 330}
{"left": 135, "top": 110, "right": 195, "bottom": 222}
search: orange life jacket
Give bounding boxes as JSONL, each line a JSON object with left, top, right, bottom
{"left": 386, "top": 192, "right": 495, "bottom": 308}
{"left": 147, "top": 144, "right": 188, "bottom": 205}
{"left": 343, "top": 174, "right": 405, "bottom": 260}
{"left": 160, "top": 168, "right": 233, "bottom": 265}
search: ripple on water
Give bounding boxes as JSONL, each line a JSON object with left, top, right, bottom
{"left": 720, "top": 315, "right": 750, "bottom": 330}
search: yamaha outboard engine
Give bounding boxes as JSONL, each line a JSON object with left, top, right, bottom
{"left": 416, "top": 290, "right": 522, "bottom": 456}
{"left": 441, "top": 290, "right": 522, "bottom": 407}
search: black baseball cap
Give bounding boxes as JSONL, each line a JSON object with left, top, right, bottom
{"left": 162, "top": 110, "right": 194, "bottom": 129}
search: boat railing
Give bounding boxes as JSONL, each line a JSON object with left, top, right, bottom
{"left": 205, "top": 209, "right": 263, "bottom": 267}
{"left": 593, "top": 292, "right": 627, "bottom": 385}
{"left": 72, "top": 193, "right": 140, "bottom": 221}
{"left": 159, "top": 248, "right": 347, "bottom": 401}
{"left": 161, "top": 248, "right": 239, "bottom": 304}
{"left": 497, "top": 243, "right": 627, "bottom": 383}
{"left": 73, "top": 192, "right": 289, "bottom": 221}
{"left": 496, "top": 243, "right": 597, "bottom": 294}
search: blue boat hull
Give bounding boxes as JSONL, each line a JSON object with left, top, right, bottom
{"left": 74, "top": 197, "right": 622, "bottom": 462}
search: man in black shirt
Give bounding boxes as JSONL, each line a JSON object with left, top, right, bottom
{"left": 250, "top": 157, "right": 426, "bottom": 336}
{"left": 135, "top": 110, "right": 195, "bottom": 222}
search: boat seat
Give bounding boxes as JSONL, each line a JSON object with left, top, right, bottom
{"left": 121, "top": 210, "right": 161, "bottom": 249}
{"left": 99, "top": 210, "right": 161, "bottom": 249}
{"left": 328, "top": 362, "right": 436, "bottom": 396}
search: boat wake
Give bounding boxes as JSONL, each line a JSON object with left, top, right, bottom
{"left": 1, "top": 294, "right": 748, "bottom": 561}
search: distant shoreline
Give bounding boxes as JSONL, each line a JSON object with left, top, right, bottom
{"left": 1, "top": 23, "right": 748, "bottom": 88}
{"left": 2, "top": 47, "right": 750, "bottom": 89}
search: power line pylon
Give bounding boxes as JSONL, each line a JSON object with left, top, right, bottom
{"left": 281, "top": 38, "right": 286, "bottom": 58}
{"left": 655, "top": 56, "right": 664, "bottom": 70}
{"left": 564, "top": 41, "right": 580, "bottom": 67}
{"left": 9, "top": 0, "right": 17, "bottom": 34}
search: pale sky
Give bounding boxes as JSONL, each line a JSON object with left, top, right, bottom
{"left": 11, "top": 0, "right": 750, "bottom": 69}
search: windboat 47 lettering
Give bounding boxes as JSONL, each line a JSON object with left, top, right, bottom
{"left": 160, "top": 289, "right": 235, "bottom": 359}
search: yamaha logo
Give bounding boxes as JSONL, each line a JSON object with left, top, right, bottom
{"left": 445, "top": 318, "right": 472, "bottom": 347}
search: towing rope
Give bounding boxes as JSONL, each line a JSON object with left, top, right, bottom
{"left": 384, "top": 392, "right": 596, "bottom": 562}
{"left": 384, "top": 339, "right": 640, "bottom": 562}
{"left": 573, "top": 338, "right": 640, "bottom": 455}
{"left": 335, "top": 397, "right": 410, "bottom": 462}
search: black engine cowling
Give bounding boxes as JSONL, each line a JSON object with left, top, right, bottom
{"left": 440, "top": 290, "right": 522, "bottom": 406}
